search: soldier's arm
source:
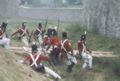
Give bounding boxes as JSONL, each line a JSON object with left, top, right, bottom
{"left": 11, "top": 29, "right": 19, "bottom": 37}
{"left": 86, "top": 48, "right": 92, "bottom": 53}
{"left": 26, "top": 29, "right": 30, "bottom": 37}
{"left": 24, "top": 55, "right": 31, "bottom": 62}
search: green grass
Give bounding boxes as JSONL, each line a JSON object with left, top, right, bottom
{"left": 0, "top": 47, "right": 52, "bottom": 81}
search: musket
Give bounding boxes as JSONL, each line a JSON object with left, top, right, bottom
{"left": 57, "top": 18, "right": 60, "bottom": 35}
{"left": 43, "top": 16, "right": 48, "bottom": 37}
{"left": 44, "top": 16, "right": 48, "bottom": 29}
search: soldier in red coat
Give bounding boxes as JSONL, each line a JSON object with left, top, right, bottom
{"left": 33, "top": 23, "right": 45, "bottom": 47}
{"left": 42, "top": 31, "right": 61, "bottom": 65}
{"left": 42, "top": 34, "right": 51, "bottom": 52}
{"left": 78, "top": 35, "right": 86, "bottom": 55}
{"left": 21, "top": 43, "right": 61, "bottom": 80}
{"left": 0, "top": 22, "right": 10, "bottom": 49}
{"left": 80, "top": 41, "right": 93, "bottom": 70}
{"left": 11, "top": 22, "right": 30, "bottom": 46}
{"left": 77, "top": 33, "right": 93, "bottom": 69}
{"left": 49, "top": 34, "right": 61, "bottom": 65}
{"left": 77, "top": 34, "right": 91, "bottom": 57}
{"left": 60, "top": 32, "right": 73, "bottom": 60}
{"left": 60, "top": 32, "right": 77, "bottom": 72}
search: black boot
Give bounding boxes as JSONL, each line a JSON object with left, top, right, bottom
{"left": 66, "top": 62, "right": 75, "bottom": 73}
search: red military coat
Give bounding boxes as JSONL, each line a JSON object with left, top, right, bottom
{"left": 25, "top": 53, "right": 49, "bottom": 66}
{"left": 50, "top": 36, "right": 61, "bottom": 47}
{"left": 33, "top": 28, "right": 45, "bottom": 38}
{"left": 60, "top": 39, "right": 73, "bottom": 54}
{"left": 12, "top": 27, "right": 29, "bottom": 37}
{"left": 77, "top": 40, "right": 91, "bottom": 54}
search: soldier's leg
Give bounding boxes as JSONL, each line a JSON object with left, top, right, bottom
{"left": 67, "top": 62, "right": 75, "bottom": 73}
{"left": 4, "top": 38, "right": 10, "bottom": 49}
{"left": 0, "top": 39, "right": 4, "bottom": 47}
{"left": 44, "top": 66, "right": 61, "bottom": 80}
{"left": 82, "top": 59, "right": 87, "bottom": 69}
{"left": 88, "top": 55, "right": 93, "bottom": 69}
{"left": 60, "top": 53, "right": 67, "bottom": 64}
{"left": 55, "top": 54, "right": 60, "bottom": 65}
{"left": 21, "top": 36, "right": 29, "bottom": 46}
{"left": 52, "top": 48, "right": 60, "bottom": 65}
{"left": 49, "top": 50, "right": 57, "bottom": 65}
{"left": 38, "top": 36, "right": 43, "bottom": 47}
{"left": 0, "top": 38, "right": 10, "bottom": 49}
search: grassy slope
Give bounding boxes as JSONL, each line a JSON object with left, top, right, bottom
{"left": 0, "top": 47, "right": 52, "bottom": 81}
{"left": 0, "top": 18, "right": 120, "bottom": 81}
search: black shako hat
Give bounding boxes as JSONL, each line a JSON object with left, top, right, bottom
{"left": 81, "top": 34, "right": 86, "bottom": 40}
{"left": 62, "top": 32, "right": 67, "bottom": 38}
{"left": 1, "top": 22, "right": 8, "bottom": 28}
{"left": 38, "top": 23, "right": 42, "bottom": 27}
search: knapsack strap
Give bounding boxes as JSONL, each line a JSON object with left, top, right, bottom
{"left": 28, "top": 52, "right": 40, "bottom": 67}
{"left": 37, "top": 28, "right": 42, "bottom": 37}
{"left": 61, "top": 39, "right": 68, "bottom": 53}
{"left": 19, "top": 28, "right": 27, "bottom": 37}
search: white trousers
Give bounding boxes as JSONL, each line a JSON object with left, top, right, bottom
{"left": 81, "top": 52, "right": 93, "bottom": 69}
{"left": 45, "top": 66, "right": 61, "bottom": 79}
{"left": 21, "top": 36, "right": 29, "bottom": 46}
{"left": 0, "top": 37, "right": 10, "bottom": 49}
{"left": 67, "top": 54, "right": 77, "bottom": 65}
{"left": 38, "top": 35, "right": 43, "bottom": 46}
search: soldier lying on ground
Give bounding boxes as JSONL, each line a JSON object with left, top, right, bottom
{"left": 20, "top": 43, "right": 62, "bottom": 81}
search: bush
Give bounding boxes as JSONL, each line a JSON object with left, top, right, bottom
{"left": 111, "top": 59, "right": 120, "bottom": 77}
